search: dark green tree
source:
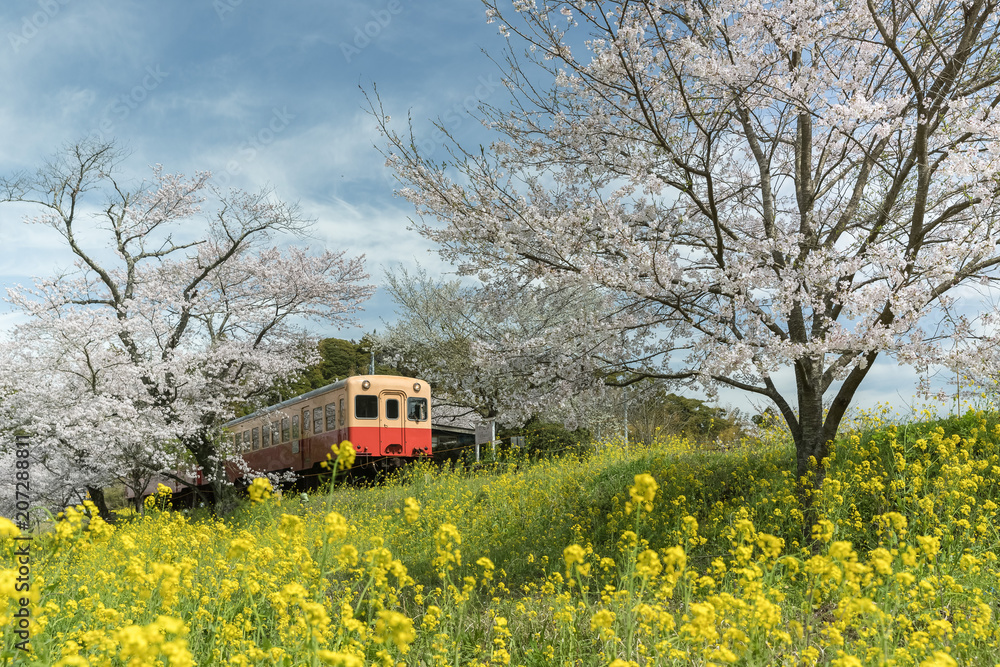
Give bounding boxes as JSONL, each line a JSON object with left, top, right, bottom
{"left": 252, "top": 337, "right": 399, "bottom": 409}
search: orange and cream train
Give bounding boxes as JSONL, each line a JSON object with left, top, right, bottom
{"left": 224, "top": 375, "right": 433, "bottom": 479}
{"left": 134, "top": 376, "right": 432, "bottom": 501}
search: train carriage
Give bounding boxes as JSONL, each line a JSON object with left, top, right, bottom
{"left": 131, "top": 375, "right": 432, "bottom": 501}
{"left": 225, "top": 375, "right": 432, "bottom": 480}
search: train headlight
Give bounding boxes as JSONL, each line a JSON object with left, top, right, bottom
{"left": 413, "top": 382, "right": 421, "bottom": 392}
{"left": 362, "top": 380, "right": 371, "bottom": 390}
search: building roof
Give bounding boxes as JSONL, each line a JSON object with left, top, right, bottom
{"left": 431, "top": 402, "right": 480, "bottom": 434}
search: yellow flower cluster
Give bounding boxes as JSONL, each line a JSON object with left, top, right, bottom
{"left": 321, "top": 440, "right": 357, "bottom": 471}
{"left": 628, "top": 472, "right": 659, "bottom": 513}
{"left": 142, "top": 484, "right": 173, "bottom": 513}
{"left": 0, "top": 517, "right": 20, "bottom": 538}
{"left": 7, "top": 414, "right": 1000, "bottom": 665}
{"left": 247, "top": 476, "right": 272, "bottom": 503}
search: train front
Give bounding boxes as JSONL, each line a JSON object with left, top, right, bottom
{"left": 341, "top": 375, "right": 432, "bottom": 467}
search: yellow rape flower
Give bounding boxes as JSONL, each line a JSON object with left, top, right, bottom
{"left": 0, "top": 517, "right": 20, "bottom": 538}
{"left": 831, "top": 653, "right": 863, "bottom": 667}
{"left": 828, "top": 541, "right": 856, "bottom": 561}
{"left": 636, "top": 549, "right": 662, "bottom": 578}
{"left": 563, "top": 544, "right": 585, "bottom": 568}
{"left": 53, "top": 658, "right": 91, "bottom": 667}
{"left": 143, "top": 484, "right": 173, "bottom": 512}
{"left": 321, "top": 440, "right": 356, "bottom": 471}
{"left": 433, "top": 523, "right": 462, "bottom": 573}
{"left": 590, "top": 608, "right": 616, "bottom": 630}
{"left": 680, "top": 601, "right": 718, "bottom": 642}
{"left": 811, "top": 519, "right": 835, "bottom": 543}
{"left": 248, "top": 477, "right": 273, "bottom": 503}
{"left": 337, "top": 440, "right": 356, "bottom": 470}
{"left": 881, "top": 511, "right": 908, "bottom": 533}
{"left": 916, "top": 535, "right": 940, "bottom": 560}
{"left": 662, "top": 546, "right": 686, "bottom": 579}
{"left": 337, "top": 544, "right": 359, "bottom": 567}
{"left": 316, "top": 650, "right": 364, "bottom": 667}
{"left": 421, "top": 605, "right": 442, "bottom": 631}
{"left": 302, "top": 601, "right": 331, "bottom": 635}
{"left": 374, "top": 610, "right": 416, "bottom": 653}
{"left": 115, "top": 616, "right": 193, "bottom": 667}
{"left": 919, "top": 652, "right": 957, "bottom": 667}
{"left": 325, "top": 512, "right": 348, "bottom": 540}
{"left": 477, "top": 556, "right": 495, "bottom": 581}
{"left": 681, "top": 515, "right": 705, "bottom": 546}
{"left": 756, "top": 533, "right": 784, "bottom": 559}
{"left": 277, "top": 514, "right": 304, "bottom": 538}
{"left": 54, "top": 655, "right": 90, "bottom": 667}
{"left": 403, "top": 497, "right": 420, "bottom": 523}
{"left": 629, "top": 473, "right": 658, "bottom": 512}
{"left": 227, "top": 537, "right": 254, "bottom": 559}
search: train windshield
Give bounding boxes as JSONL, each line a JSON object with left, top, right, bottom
{"left": 407, "top": 397, "right": 428, "bottom": 421}
{"left": 356, "top": 395, "right": 378, "bottom": 419}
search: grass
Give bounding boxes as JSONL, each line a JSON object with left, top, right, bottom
{"left": 1, "top": 408, "right": 999, "bottom": 665}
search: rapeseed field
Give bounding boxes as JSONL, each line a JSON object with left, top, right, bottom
{"left": 2, "top": 409, "right": 999, "bottom": 666}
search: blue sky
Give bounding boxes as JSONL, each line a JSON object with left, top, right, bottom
{"left": 0, "top": 0, "right": 505, "bottom": 334}
{"left": 0, "top": 0, "right": 959, "bottom": 417}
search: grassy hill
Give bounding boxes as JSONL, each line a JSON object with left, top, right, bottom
{"left": 3, "top": 408, "right": 999, "bottom": 665}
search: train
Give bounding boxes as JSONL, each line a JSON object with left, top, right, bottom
{"left": 225, "top": 374, "right": 432, "bottom": 477}
{"left": 139, "top": 375, "right": 432, "bottom": 501}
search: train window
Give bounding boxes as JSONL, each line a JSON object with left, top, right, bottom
{"left": 314, "top": 407, "right": 323, "bottom": 433}
{"left": 271, "top": 421, "right": 279, "bottom": 446}
{"left": 252, "top": 427, "right": 260, "bottom": 451}
{"left": 325, "top": 403, "right": 335, "bottom": 431}
{"left": 302, "top": 410, "right": 310, "bottom": 434}
{"left": 356, "top": 395, "right": 378, "bottom": 419}
{"left": 233, "top": 435, "right": 240, "bottom": 451}
{"left": 281, "top": 417, "right": 290, "bottom": 443}
{"left": 242, "top": 430, "right": 250, "bottom": 451}
{"left": 407, "top": 397, "right": 428, "bottom": 421}
{"left": 386, "top": 398, "right": 399, "bottom": 420}
{"left": 339, "top": 398, "right": 345, "bottom": 425}
{"left": 292, "top": 415, "right": 300, "bottom": 439}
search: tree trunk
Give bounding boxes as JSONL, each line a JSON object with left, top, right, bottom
{"left": 785, "top": 355, "right": 843, "bottom": 541}
{"left": 788, "top": 351, "right": 877, "bottom": 542}
{"left": 189, "top": 433, "right": 239, "bottom": 515}
{"left": 85, "top": 485, "right": 116, "bottom": 524}
{"left": 792, "top": 380, "right": 827, "bottom": 535}
{"left": 128, "top": 473, "right": 145, "bottom": 513}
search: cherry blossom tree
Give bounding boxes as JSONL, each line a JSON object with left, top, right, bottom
{"left": 376, "top": 0, "right": 1000, "bottom": 500}
{"left": 0, "top": 309, "right": 168, "bottom": 517}
{"left": 0, "top": 140, "right": 374, "bottom": 513}
{"left": 377, "top": 264, "right": 616, "bottom": 430}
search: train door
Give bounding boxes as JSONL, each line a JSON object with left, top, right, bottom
{"left": 300, "top": 407, "right": 311, "bottom": 466}
{"left": 379, "top": 390, "right": 405, "bottom": 455}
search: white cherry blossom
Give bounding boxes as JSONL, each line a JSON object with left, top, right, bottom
{"left": 376, "top": 0, "right": 1000, "bottom": 494}
{"left": 0, "top": 140, "right": 374, "bottom": 513}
